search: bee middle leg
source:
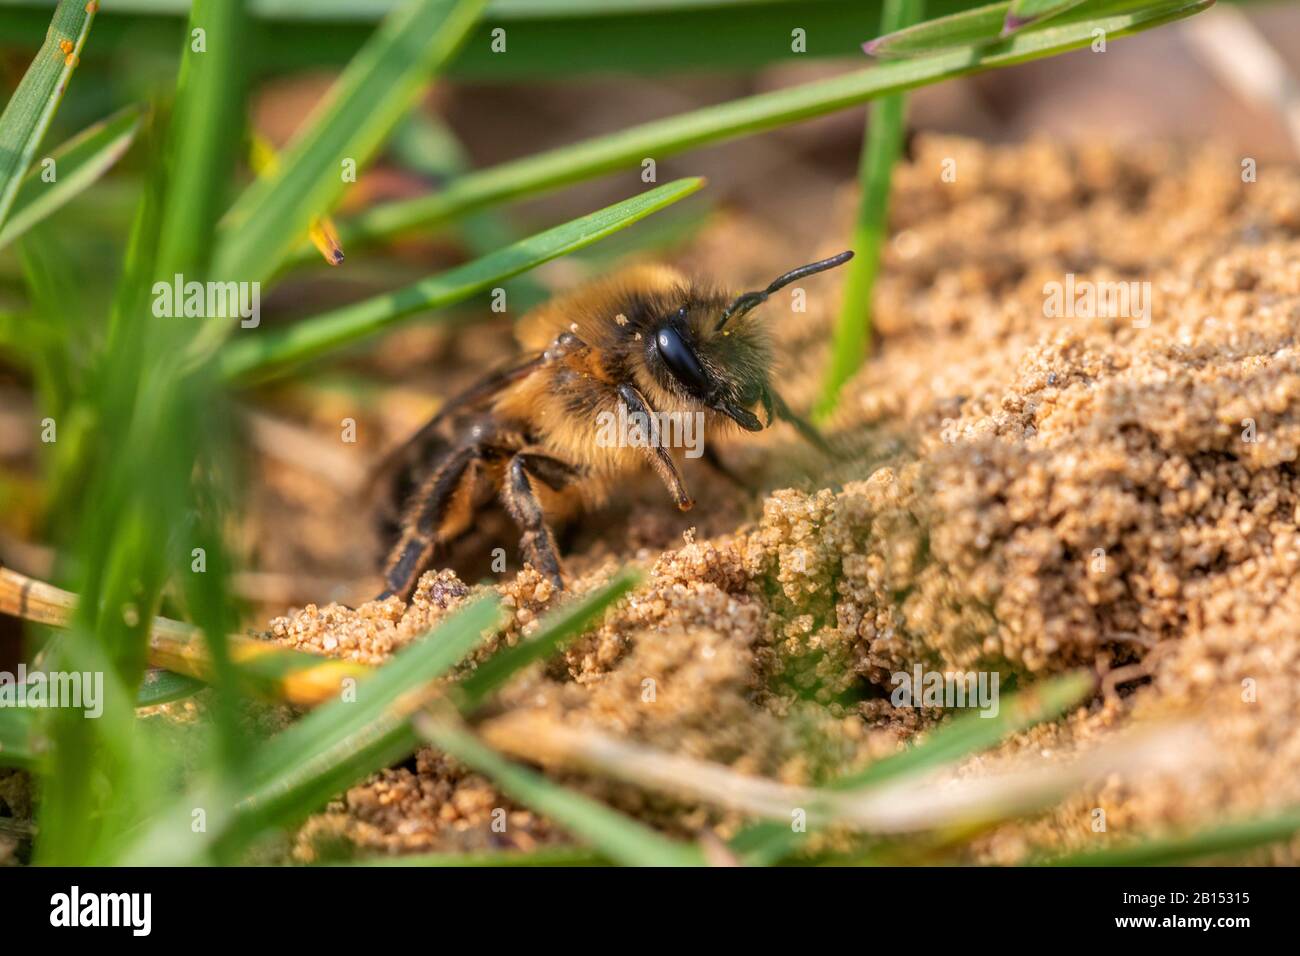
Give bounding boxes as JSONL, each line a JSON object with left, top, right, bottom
{"left": 501, "top": 452, "right": 579, "bottom": 590}
{"left": 377, "top": 442, "right": 490, "bottom": 601}
{"left": 701, "top": 445, "right": 757, "bottom": 493}
{"left": 765, "top": 387, "right": 834, "bottom": 457}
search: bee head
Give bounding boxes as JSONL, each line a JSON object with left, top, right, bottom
{"left": 644, "top": 251, "right": 854, "bottom": 431}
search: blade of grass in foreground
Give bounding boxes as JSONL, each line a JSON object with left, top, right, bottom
{"left": 864, "top": 0, "right": 1010, "bottom": 57}
{"left": 230, "top": 570, "right": 642, "bottom": 836}
{"left": 0, "top": 0, "right": 96, "bottom": 233}
{"left": 0, "top": 1, "right": 977, "bottom": 79}
{"left": 0, "top": 708, "right": 38, "bottom": 768}
{"left": 843, "top": 671, "right": 1095, "bottom": 788}
{"left": 730, "top": 671, "right": 1095, "bottom": 865}
{"left": 0, "top": 104, "right": 142, "bottom": 249}
{"left": 1038, "top": 807, "right": 1300, "bottom": 866}
{"left": 118, "top": 568, "right": 638, "bottom": 862}
{"left": 212, "top": 0, "right": 486, "bottom": 287}
{"left": 152, "top": 0, "right": 253, "bottom": 779}
{"left": 133, "top": 668, "right": 206, "bottom": 707}
{"left": 116, "top": 595, "right": 504, "bottom": 865}
{"left": 154, "top": 0, "right": 249, "bottom": 279}
{"left": 296, "top": 0, "right": 1212, "bottom": 265}
{"left": 866, "top": 0, "right": 1144, "bottom": 57}
{"left": 456, "top": 568, "right": 640, "bottom": 710}
{"left": 415, "top": 711, "right": 705, "bottom": 867}
{"left": 218, "top": 176, "right": 704, "bottom": 384}
{"left": 238, "top": 573, "right": 647, "bottom": 863}
{"left": 229, "top": 597, "right": 503, "bottom": 825}
{"left": 1004, "top": 0, "right": 1087, "bottom": 33}
{"left": 816, "top": 0, "right": 922, "bottom": 421}
{"left": 34, "top": 109, "right": 177, "bottom": 867}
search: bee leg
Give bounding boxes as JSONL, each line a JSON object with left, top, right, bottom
{"left": 701, "top": 445, "right": 757, "bottom": 493}
{"left": 766, "top": 387, "right": 835, "bottom": 457}
{"left": 515, "top": 451, "right": 580, "bottom": 493}
{"left": 616, "top": 383, "right": 693, "bottom": 511}
{"left": 501, "top": 452, "right": 576, "bottom": 591}
{"left": 544, "top": 330, "right": 587, "bottom": 361}
{"left": 376, "top": 443, "right": 483, "bottom": 602}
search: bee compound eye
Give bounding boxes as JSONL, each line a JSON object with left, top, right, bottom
{"left": 654, "top": 325, "right": 711, "bottom": 396}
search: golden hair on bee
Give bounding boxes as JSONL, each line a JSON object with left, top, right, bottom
{"left": 369, "top": 251, "right": 853, "bottom": 602}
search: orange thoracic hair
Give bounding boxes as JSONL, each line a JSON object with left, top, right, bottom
{"left": 493, "top": 264, "right": 773, "bottom": 481}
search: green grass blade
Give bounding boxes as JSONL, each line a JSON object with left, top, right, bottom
{"left": 816, "top": 0, "right": 922, "bottom": 420}
{"left": 837, "top": 671, "right": 1094, "bottom": 788}
{"left": 1038, "top": 807, "right": 1300, "bottom": 866}
{"left": 303, "top": 0, "right": 1213, "bottom": 262}
{"left": 456, "top": 568, "right": 641, "bottom": 710}
{"left": 0, "top": 669, "right": 200, "bottom": 739}
{"left": 14, "top": 226, "right": 80, "bottom": 416}
{"left": 1005, "top": 0, "right": 1087, "bottom": 34}
{"left": 0, "top": 2, "right": 986, "bottom": 79}
{"left": 117, "top": 569, "right": 637, "bottom": 861}
{"left": 0, "top": 0, "right": 918, "bottom": 16}
{"left": 211, "top": 0, "right": 486, "bottom": 287}
{"left": 865, "top": 0, "right": 1172, "bottom": 58}
{"left": 863, "top": 0, "right": 1008, "bottom": 57}
{"left": 0, "top": 707, "right": 39, "bottom": 768}
{"left": 218, "top": 176, "right": 704, "bottom": 384}
{"left": 27, "top": 0, "right": 258, "bottom": 864}
{"left": 154, "top": 0, "right": 249, "bottom": 279}
{"left": 4, "top": 2, "right": 1239, "bottom": 77}
{"left": 248, "top": 570, "right": 638, "bottom": 849}
{"left": 0, "top": 0, "right": 96, "bottom": 233}
{"left": 233, "top": 596, "right": 503, "bottom": 818}
{"left": 151, "top": 0, "right": 252, "bottom": 779}
{"left": 0, "top": 104, "right": 141, "bottom": 250}
{"left": 32, "top": 138, "right": 177, "bottom": 865}
{"left": 415, "top": 712, "right": 705, "bottom": 867}
{"left": 135, "top": 668, "right": 207, "bottom": 707}
{"left": 115, "top": 595, "right": 504, "bottom": 864}
{"left": 731, "top": 672, "right": 1094, "bottom": 864}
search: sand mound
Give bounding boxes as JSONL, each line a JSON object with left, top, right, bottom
{"left": 270, "top": 136, "right": 1300, "bottom": 863}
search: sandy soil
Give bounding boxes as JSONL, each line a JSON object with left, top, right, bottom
{"left": 242, "top": 135, "right": 1300, "bottom": 863}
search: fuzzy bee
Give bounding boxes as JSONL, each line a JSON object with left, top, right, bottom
{"left": 371, "top": 250, "right": 854, "bottom": 600}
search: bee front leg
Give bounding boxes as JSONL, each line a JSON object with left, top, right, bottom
{"left": 501, "top": 452, "right": 577, "bottom": 591}
{"left": 615, "top": 383, "right": 693, "bottom": 511}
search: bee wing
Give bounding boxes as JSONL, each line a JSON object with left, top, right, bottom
{"left": 364, "top": 352, "right": 545, "bottom": 509}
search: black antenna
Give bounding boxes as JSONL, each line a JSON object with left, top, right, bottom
{"left": 716, "top": 250, "right": 854, "bottom": 330}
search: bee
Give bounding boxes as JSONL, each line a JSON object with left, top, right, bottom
{"left": 370, "top": 250, "right": 854, "bottom": 600}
